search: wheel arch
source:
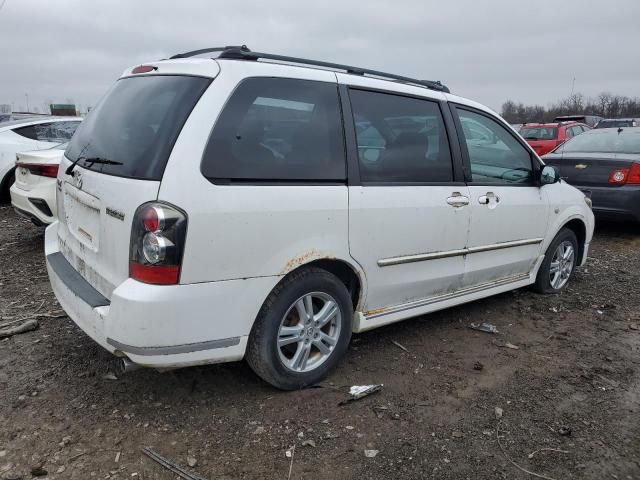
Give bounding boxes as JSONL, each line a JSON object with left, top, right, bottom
{"left": 558, "top": 217, "right": 587, "bottom": 264}
{"left": 281, "top": 257, "right": 365, "bottom": 312}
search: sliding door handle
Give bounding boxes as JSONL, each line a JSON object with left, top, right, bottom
{"left": 478, "top": 192, "right": 500, "bottom": 205}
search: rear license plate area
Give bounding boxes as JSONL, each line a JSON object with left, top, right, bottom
{"left": 63, "top": 183, "right": 101, "bottom": 252}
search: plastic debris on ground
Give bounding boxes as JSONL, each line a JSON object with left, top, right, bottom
{"left": 469, "top": 322, "right": 498, "bottom": 334}
{"left": 339, "top": 384, "right": 383, "bottom": 405}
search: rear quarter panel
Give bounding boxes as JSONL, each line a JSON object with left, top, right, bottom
{"left": 158, "top": 62, "right": 356, "bottom": 284}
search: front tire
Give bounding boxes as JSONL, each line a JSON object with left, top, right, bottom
{"left": 246, "top": 267, "right": 353, "bottom": 390}
{"left": 533, "top": 228, "right": 578, "bottom": 294}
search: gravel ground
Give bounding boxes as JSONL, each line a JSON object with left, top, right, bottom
{"left": 0, "top": 203, "right": 639, "bottom": 480}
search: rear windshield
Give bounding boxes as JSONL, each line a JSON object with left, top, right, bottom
{"left": 519, "top": 127, "right": 558, "bottom": 140}
{"left": 595, "top": 120, "right": 635, "bottom": 129}
{"left": 556, "top": 131, "right": 640, "bottom": 154}
{"left": 66, "top": 75, "right": 211, "bottom": 180}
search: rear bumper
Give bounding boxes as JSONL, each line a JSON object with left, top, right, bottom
{"left": 45, "top": 221, "right": 278, "bottom": 369}
{"left": 579, "top": 185, "right": 640, "bottom": 222}
{"left": 10, "top": 181, "right": 56, "bottom": 225}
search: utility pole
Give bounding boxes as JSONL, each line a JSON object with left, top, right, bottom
{"left": 570, "top": 77, "right": 576, "bottom": 97}
{"left": 25, "top": 93, "right": 29, "bottom": 113}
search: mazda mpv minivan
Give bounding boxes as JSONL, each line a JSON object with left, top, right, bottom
{"left": 46, "top": 46, "right": 594, "bottom": 390}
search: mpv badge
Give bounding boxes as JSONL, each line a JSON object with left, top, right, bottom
{"left": 575, "top": 164, "right": 588, "bottom": 170}
{"left": 106, "top": 207, "right": 125, "bottom": 221}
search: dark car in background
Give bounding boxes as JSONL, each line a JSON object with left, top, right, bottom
{"left": 595, "top": 118, "right": 638, "bottom": 129}
{"left": 553, "top": 115, "right": 602, "bottom": 128}
{"left": 542, "top": 127, "right": 640, "bottom": 223}
{"left": 519, "top": 121, "right": 590, "bottom": 156}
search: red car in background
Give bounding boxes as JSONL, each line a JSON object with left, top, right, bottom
{"left": 519, "top": 122, "right": 590, "bottom": 156}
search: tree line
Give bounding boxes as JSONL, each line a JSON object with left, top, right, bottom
{"left": 501, "top": 92, "right": 640, "bottom": 124}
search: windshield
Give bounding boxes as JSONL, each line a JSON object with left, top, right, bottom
{"left": 519, "top": 127, "right": 558, "bottom": 140}
{"left": 66, "top": 75, "right": 211, "bottom": 180}
{"left": 555, "top": 131, "right": 640, "bottom": 154}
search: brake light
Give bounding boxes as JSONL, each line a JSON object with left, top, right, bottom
{"left": 132, "top": 65, "right": 157, "bottom": 74}
{"left": 608, "top": 163, "right": 640, "bottom": 185}
{"left": 16, "top": 162, "right": 59, "bottom": 178}
{"left": 129, "top": 202, "right": 187, "bottom": 285}
{"left": 628, "top": 163, "right": 640, "bottom": 184}
{"left": 143, "top": 205, "right": 162, "bottom": 232}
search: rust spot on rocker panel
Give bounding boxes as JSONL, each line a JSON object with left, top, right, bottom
{"left": 364, "top": 306, "right": 388, "bottom": 317}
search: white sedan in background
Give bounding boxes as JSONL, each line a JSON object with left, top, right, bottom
{"left": 0, "top": 117, "right": 82, "bottom": 199}
{"left": 10, "top": 143, "right": 66, "bottom": 225}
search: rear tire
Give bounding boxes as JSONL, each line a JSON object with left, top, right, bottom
{"left": 246, "top": 267, "right": 353, "bottom": 390}
{"left": 0, "top": 169, "right": 15, "bottom": 203}
{"left": 533, "top": 228, "right": 578, "bottom": 294}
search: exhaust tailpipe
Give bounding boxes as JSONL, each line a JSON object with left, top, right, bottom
{"left": 114, "top": 357, "right": 141, "bottom": 374}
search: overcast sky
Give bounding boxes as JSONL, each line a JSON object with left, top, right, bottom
{"left": 1, "top": 0, "right": 638, "bottom": 113}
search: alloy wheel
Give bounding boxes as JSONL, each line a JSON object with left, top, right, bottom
{"left": 276, "top": 292, "right": 342, "bottom": 373}
{"left": 549, "top": 240, "right": 575, "bottom": 290}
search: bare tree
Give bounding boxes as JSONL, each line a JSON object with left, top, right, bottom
{"left": 501, "top": 91, "right": 640, "bottom": 123}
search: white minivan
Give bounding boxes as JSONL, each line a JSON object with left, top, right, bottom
{"left": 45, "top": 46, "right": 594, "bottom": 390}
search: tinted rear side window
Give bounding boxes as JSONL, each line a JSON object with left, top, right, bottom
{"left": 16, "top": 121, "right": 80, "bottom": 142}
{"left": 12, "top": 124, "right": 39, "bottom": 140}
{"left": 349, "top": 89, "right": 453, "bottom": 183}
{"left": 66, "top": 75, "right": 211, "bottom": 180}
{"left": 201, "top": 78, "right": 345, "bottom": 182}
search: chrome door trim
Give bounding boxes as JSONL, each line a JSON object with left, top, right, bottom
{"left": 377, "top": 238, "right": 544, "bottom": 267}
{"left": 365, "top": 272, "right": 530, "bottom": 319}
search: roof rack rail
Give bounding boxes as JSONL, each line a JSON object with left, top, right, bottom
{"left": 169, "top": 45, "right": 450, "bottom": 93}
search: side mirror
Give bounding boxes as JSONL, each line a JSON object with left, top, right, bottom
{"left": 540, "top": 165, "right": 560, "bottom": 185}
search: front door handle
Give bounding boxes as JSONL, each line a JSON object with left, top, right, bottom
{"left": 446, "top": 192, "right": 470, "bottom": 207}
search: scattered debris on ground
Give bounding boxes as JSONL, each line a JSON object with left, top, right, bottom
{"left": 391, "top": 340, "right": 409, "bottom": 352}
{"left": 469, "top": 322, "right": 499, "bottom": 334}
{"left": 0, "top": 319, "right": 38, "bottom": 339}
{"left": 142, "top": 447, "right": 207, "bottom": 480}
{"left": 339, "top": 384, "right": 384, "bottom": 405}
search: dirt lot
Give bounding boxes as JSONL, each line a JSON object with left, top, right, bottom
{"left": 0, "top": 203, "right": 639, "bottom": 480}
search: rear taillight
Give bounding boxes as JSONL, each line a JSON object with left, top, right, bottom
{"left": 129, "top": 202, "right": 187, "bottom": 285}
{"left": 629, "top": 163, "right": 640, "bottom": 184}
{"left": 609, "top": 163, "right": 640, "bottom": 185}
{"left": 16, "top": 162, "right": 59, "bottom": 178}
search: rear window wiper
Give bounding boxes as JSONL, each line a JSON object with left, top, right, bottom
{"left": 65, "top": 156, "right": 123, "bottom": 176}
